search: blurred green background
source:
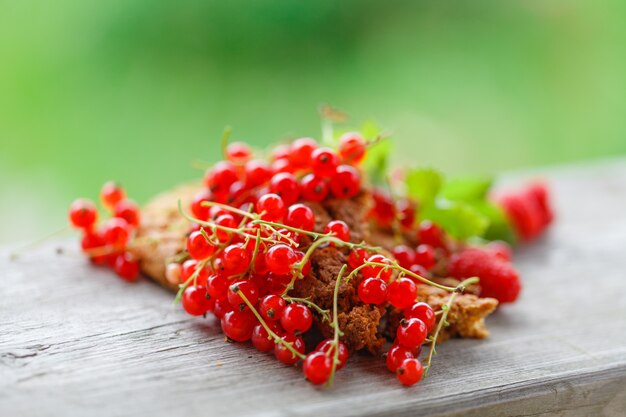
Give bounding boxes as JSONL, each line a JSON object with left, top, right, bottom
{"left": 1, "top": 0, "right": 625, "bottom": 244}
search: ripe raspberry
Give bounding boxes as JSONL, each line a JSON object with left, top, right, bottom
{"left": 448, "top": 248, "right": 521, "bottom": 303}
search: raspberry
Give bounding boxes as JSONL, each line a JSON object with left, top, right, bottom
{"left": 498, "top": 182, "right": 553, "bottom": 241}
{"left": 448, "top": 248, "right": 521, "bottom": 303}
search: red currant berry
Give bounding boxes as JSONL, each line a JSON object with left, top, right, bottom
{"left": 300, "top": 174, "right": 328, "bottom": 202}
{"left": 259, "top": 294, "right": 287, "bottom": 321}
{"left": 397, "top": 318, "right": 428, "bottom": 349}
{"left": 69, "top": 198, "right": 98, "bottom": 229}
{"left": 80, "top": 231, "right": 107, "bottom": 265}
{"left": 361, "top": 254, "right": 392, "bottom": 281}
{"left": 338, "top": 132, "right": 366, "bottom": 164}
{"left": 265, "top": 272, "right": 292, "bottom": 295}
{"left": 311, "top": 147, "right": 339, "bottom": 178}
{"left": 348, "top": 248, "right": 369, "bottom": 269}
{"left": 386, "top": 344, "right": 415, "bottom": 372}
{"left": 303, "top": 351, "right": 332, "bottom": 385}
{"left": 186, "top": 230, "right": 216, "bottom": 260}
{"left": 370, "top": 190, "right": 396, "bottom": 227}
{"left": 397, "top": 199, "right": 416, "bottom": 229}
{"left": 227, "top": 280, "right": 259, "bottom": 310}
{"left": 114, "top": 199, "right": 140, "bottom": 227}
{"left": 251, "top": 322, "right": 280, "bottom": 352}
{"left": 205, "top": 161, "right": 239, "bottom": 196}
{"left": 221, "top": 244, "right": 251, "bottom": 276}
{"left": 285, "top": 204, "right": 315, "bottom": 232}
{"left": 207, "top": 274, "right": 228, "bottom": 299}
{"left": 414, "top": 244, "right": 436, "bottom": 270}
{"left": 102, "top": 217, "right": 130, "bottom": 249}
{"left": 289, "top": 137, "right": 318, "bottom": 168}
{"left": 274, "top": 334, "right": 305, "bottom": 365}
{"left": 180, "top": 259, "right": 209, "bottom": 283}
{"left": 280, "top": 303, "right": 313, "bottom": 334}
{"left": 182, "top": 285, "right": 212, "bottom": 316}
{"left": 100, "top": 181, "right": 126, "bottom": 210}
{"left": 165, "top": 262, "right": 182, "bottom": 285}
{"left": 265, "top": 244, "right": 297, "bottom": 275}
{"left": 256, "top": 193, "right": 286, "bottom": 222}
{"left": 214, "top": 214, "right": 237, "bottom": 242}
{"left": 272, "top": 144, "right": 290, "bottom": 160}
{"left": 221, "top": 310, "right": 256, "bottom": 342}
{"left": 294, "top": 251, "right": 311, "bottom": 276}
{"left": 324, "top": 220, "right": 350, "bottom": 242}
{"left": 392, "top": 245, "right": 416, "bottom": 269}
{"left": 404, "top": 302, "right": 436, "bottom": 332}
{"left": 245, "top": 159, "right": 273, "bottom": 188}
{"left": 418, "top": 221, "right": 445, "bottom": 248}
{"left": 387, "top": 277, "right": 417, "bottom": 309}
{"left": 358, "top": 277, "right": 388, "bottom": 305}
{"left": 271, "top": 157, "right": 295, "bottom": 174}
{"left": 396, "top": 358, "right": 423, "bottom": 386}
{"left": 269, "top": 173, "right": 300, "bottom": 205}
{"left": 225, "top": 142, "right": 252, "bottom": 164}
{"left": 316, "top": 339, "right": 349, "bottom": 370}
{"left": 190, "top": 190, "right": 212, "bottom": 221}
{"left": 113, "top": 252, "right": 140, "bottom": 281}
{"left": 329, "top": 165, "right": 360, "bottom": 199}
{"left": 213, "top": 297, "right": 233, "bottom": 319}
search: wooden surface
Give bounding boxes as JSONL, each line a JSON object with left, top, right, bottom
{"left": 2, "top": 159, "right": 626, "bottom": 417}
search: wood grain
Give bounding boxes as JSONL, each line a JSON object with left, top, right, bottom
{"left": 1, "top": 159, "right": 626, "bottom": 417}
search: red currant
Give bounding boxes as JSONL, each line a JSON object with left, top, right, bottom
{"left": 271, "top": 158, "right": 295, "bottom": 174}
{"left": 295, "top": 251, "right": 311, "bottom": 276}
{"left": 265, "top": 244, "right": 297, "bottom": 275}
{"left": 348, "top": 248, "right": 369, "bottom": 269}
{"left": 113, "top": 252, "right": 140, "bottom": 281}
{"left": 316, "top": 339, "right": 349, "bottom": 370}
{"left": 358, "top": 277, "right": 388, "bottom": 305}
{"left": 396, "top": 358, "right": 423, "bottom": 386}
{"left": 256, "top": 193, "right": 286, "bottom": 222}
{"left": 386, "top": 344, "right": 414, "bottom": 372}
{"left": 69, "top": 199, "right": 98, "bottom": 229}
{"left": 80, "top": 231, "right": 107, "bottom": 265}
{"left": 300, "top": 174, "right": 328, "bottom": 202}
{"left": 397, "top": 199, "right": 416, "bottom": 229}
{"left": 102, "top": 217, "right": 130, "bottom": 249}
{"left": 221, "top": 310, "right": 256, "bottom": 342}
{"left": 338, "top": 132, "right": 366, "bottom": 164}
{"left": 397, "top": 318, "right": 428, "bottom": 349}
{"left": 414, "top": 244, "right": 436, "bottom": 270}
{"left": 227, "top": 280, "right": 259, "bottom": 310}
{"left": 280, "top": 303, "right": 313, "bottom": 334}
{"left": 329, "top": 165, "right": 360, "bottom": 199}
{"left": 259, "top": 294, "right": 287, "bottom": 321}
{"left": 418, "top": 221, "right": 445, "bottom": 248}
{"left": 212, "top": 297, "right": 233, "bottom": 319}
{"left": 207, "top": 274, "right": 228, "bottom": 299}
{"left": 190, "top": 190, "right": 211, "bottom": 221}
{"left": 272, "top": 144, "right": 290, "bottom": 161}
{"left": 311, "top": 147, "right": 339, "bottom": 178}
{"left": 186, "top": 230, "right": 216, "bottom": 260}
{"left": 214, "top": 214, "right": 237, "bottom": 242}
{"left": 269, "top": 173, "right": 299, "bottom": 205}
{"left": 100, "top": 181, "right": 126, "bottom": 210}
{"left": 324, "top": 220, "right": 350, "bottom": 242}
{"left": 285, "top": 204, "right": 315, "bottom": 232}
{"left": 182, "top": 285, "right": 212, "bottom": 316}
{"left": 245, "top": 159, "right": 273, "bottom": 188}
{"left": 205, "top": 161, "right": 238, "bottom": 197}
{"left": 289, "top": 137, "right": 318, "bottom": 168}
{"left": 221, "top": 244, "right": 251, "bottom": 276}
{"left": 303, "top": 351, "right": 332, "bottom": 385}
{"left": 370, "top": 190, "right": 395, "bottom": 227}
{"left": 361, "top": 254, "right": 392, "bottom": 281}
{"left": 392, "top": 245, "right": 416, "bottom": 269}
{"left": 387, "top": 277, "right": 417, "bottom": 309}
{"left": 404, "top": 302, "right": 436, "bottom": 332}
{"left": 225, "top": 142, "right": 251, "bottom": 164}
{"left": 274, "top": 334, "right": 305, "bottom": 365}
{"left": 180, "top": 259, "right": 209, "bottom": 283}
{"left": 252, "top": 323, "right": 280, "bottom": 352}
{"left": 114, "top": 199, "right": 140, "bottom": 227}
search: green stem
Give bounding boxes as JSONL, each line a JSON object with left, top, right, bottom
{"left": 284, "top": 297, "right": 331, "bottom": 323}
{"left": 363, "top": 261, "right": 457, "bottom": 292}
{"left": 201, "top": 200, "right": 257, "bottom": 220}
{"left": 326, "top": 264, "right": 347, "bottom": 387}
{"left": 173, "top": 259, "right": 209, "bottom": 303}
{"left": 237, "top": 288, "right": 306, "bottom": 360}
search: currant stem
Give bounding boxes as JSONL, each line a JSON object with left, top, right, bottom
{"left": 326, "top": 264, "right": 347, "bottom": 388}
{"left": 200, "top": 200, "right": 257, "bottom": 220}
{"left": 236, "top": 288, "right": 306, "bottom": 361}
{"left": 422, "top": 276, "right": 479, "bottom": 376}
{"left": 173, "top": 259, "right": 210, "bottom": 304}
{"left": 9, "top": 225, "right": 71, "bottom": 260}
{"left": 284, "top": 297, "right": 331, "bottom": 323}
{"left": 363, "top": 261, "right": 457, "bottom": 292}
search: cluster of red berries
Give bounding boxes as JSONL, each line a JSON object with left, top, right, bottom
{"left": 68, "top": 182, "right": 141, "bottom": 281}
{"left": 191, "top": 134, "right": 366, "bottom": 221}
{"left": 497, "top": 182, "right": 553, "bottom": 241}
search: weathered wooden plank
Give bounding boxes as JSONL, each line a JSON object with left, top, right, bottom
{"left": 1, "top": 159, "right": 626, "bottom": 417}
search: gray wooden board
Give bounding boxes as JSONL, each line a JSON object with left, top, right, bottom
{"left": 1, "top": 159, "right": 626, "bottom": 417}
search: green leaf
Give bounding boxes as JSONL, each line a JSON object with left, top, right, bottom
{"left": 420, "top": 199, "right": 489, "bottom": 240}
{"left": 406, "top": 168, "right": 444, "bottom": 205}
{"left": 441, "top": 177, "right": 493, "bottom": 202}
{"left": 471, "top": 201, "right": 517, "bottom": 244}
{"left": 362, "top": 138, "right": 392, "bottom": 185}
